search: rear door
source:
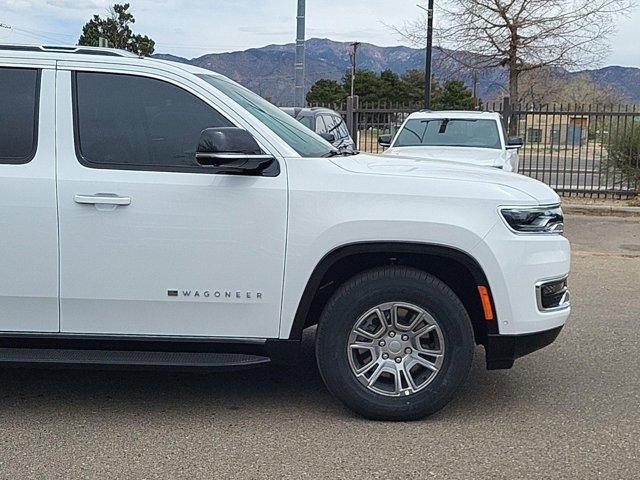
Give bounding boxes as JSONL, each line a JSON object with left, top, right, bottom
{"left": 0, "top": 61, "right": 59, "bottom": 332}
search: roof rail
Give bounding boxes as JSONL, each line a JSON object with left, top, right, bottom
{"left": 0, "top": 44, "right": 139, "bottom": 58}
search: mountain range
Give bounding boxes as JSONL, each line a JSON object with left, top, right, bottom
{"left": 154, "top": 38, "right": 640, "bottom": 105}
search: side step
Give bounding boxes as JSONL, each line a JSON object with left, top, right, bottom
{"left": 0, "top": 348, "right": 270, "bottom": 369}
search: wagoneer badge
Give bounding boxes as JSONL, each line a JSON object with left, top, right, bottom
{"left": 167, "top": 289, "right": 263, "bottom": 299}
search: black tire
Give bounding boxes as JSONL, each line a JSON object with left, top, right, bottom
{"left": 316, "top": 266, "right": 474, "bottom": 421}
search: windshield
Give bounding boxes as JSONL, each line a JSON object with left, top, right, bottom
{"left": 199, "top": 75, "right": 335, "bottom": 158}
{"left": 394, "top": 118, "right": 502, "bottom": 150}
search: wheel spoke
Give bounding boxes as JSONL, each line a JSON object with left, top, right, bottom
{"left": 409, "top": 312, "right": 426, "bottom": 331}
{"left": 403, "top": 364, "right": 420, "bottom": 393}
{"left": 390, "top": 305, "right": 399, "bottom": 329}
{"left": 354, "top": 357, "right": 379, "bottom": 376}
{"left": 355, "top": 327, "right": 381, "bottom": 341}
{"left": 393, "top": 364, "right": 403, "bottom": 394}
{"left": 410, "top": 353, "right": 439, "bottom": 372}
{"left": 367, "top": 361, "right": 385, "bottom": 387}
{"left": 349, "top": 339, "right": 375, "bottom": 350}
{"left": 415, "top": 345, "right": 443, "bottom": 356}
{"left": 414, "top": 323, "right": 437, "bottom": 337}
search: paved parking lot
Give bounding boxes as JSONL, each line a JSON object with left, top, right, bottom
{"left": 0, "top": 215, "right": 638, "bottom": 479}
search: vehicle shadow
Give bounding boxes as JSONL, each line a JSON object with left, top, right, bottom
{"left": 0, "top": 330, "right": 535, "bottom": 422}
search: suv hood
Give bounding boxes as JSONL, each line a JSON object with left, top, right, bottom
{"left": 384, "top": 146, "right": 505, "bottom": 167}
{"left": 331, "top": 153, "right": 560, "bottom": 205}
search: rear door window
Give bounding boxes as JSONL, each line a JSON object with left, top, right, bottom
{"left": 0, "top": 67, "right": 40, "bottom": 164}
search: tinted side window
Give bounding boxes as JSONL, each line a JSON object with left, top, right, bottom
{"left": 74, "top": 72, "right": 234, "bottom": 171}
{"left": 0, "top": 67, "right": 40, "bottom": 164}
{"left": 299, "top": 116, "right": 314, "bottom": 130}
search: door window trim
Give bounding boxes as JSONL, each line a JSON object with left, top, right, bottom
{"left": 0, "top": 66, "right": 41, "bottom": 165}
{"left": 70, "top": 70, "right": 279, "bottom": 176}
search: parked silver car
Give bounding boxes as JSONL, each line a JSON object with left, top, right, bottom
{"left": 281, "top": 107, "right": 356, "bottom": 153}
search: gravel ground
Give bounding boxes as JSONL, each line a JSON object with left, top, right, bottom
{"left": 0, "top": 215, "right": 638, "bottom": 479}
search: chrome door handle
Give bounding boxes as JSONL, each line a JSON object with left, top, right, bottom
{"left": 74, "top": 194, "right": 131, "bottom": 206}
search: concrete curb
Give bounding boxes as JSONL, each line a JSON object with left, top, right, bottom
{"left": 563, "top": 204, "right": 640, "bottom": 218}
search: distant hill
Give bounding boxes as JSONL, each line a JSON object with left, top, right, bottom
{"left": 154, "top": 38, "right": 640, "bottom": 105}
{"left": 578, "top": 66, "right": 640, "bottom": 105}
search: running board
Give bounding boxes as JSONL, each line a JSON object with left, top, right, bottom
{"left": 0, "top": 348, "right": 271, "bottom": 369}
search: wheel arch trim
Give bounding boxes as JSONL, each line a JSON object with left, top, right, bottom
{"left": 287, "top": 241, "right": 494, "bottom": 340}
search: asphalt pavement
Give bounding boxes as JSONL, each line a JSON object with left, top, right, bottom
{"left": 0, "top": 215, "right": 638, "bottom": 479}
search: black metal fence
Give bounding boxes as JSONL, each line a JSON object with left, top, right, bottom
{"left": 310, "top": 100, "right": 640, "bottom": 199}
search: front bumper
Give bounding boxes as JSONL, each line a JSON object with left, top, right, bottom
{"left": 471, "top": 217, "right": 571, "bottom": 335}
{"left": 485, "top": 326, "right": 563, "bottom": 370}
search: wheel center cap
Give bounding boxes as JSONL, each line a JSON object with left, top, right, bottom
{"left": 388, "top": 340, "right": 402, "bottom": 354}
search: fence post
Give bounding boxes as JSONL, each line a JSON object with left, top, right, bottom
{"left": 346, "top": 95, "right": 359, "bottom": 144}
{"left": 502, "top": 96, "right": 513, "bottom": 135}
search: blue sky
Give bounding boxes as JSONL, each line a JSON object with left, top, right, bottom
{"left": 1, "top": 0, "right": 639, "bottom": 67}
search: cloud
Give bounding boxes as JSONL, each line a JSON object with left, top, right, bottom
{"left": 45, "top": 0, "right": 105, "bottom": 8}
{"left": 0, "top": 0, "right": 637, "bottom": 66}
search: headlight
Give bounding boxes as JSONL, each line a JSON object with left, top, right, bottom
{"left": 500, "top": 205, "right": 564, "bottom": 234}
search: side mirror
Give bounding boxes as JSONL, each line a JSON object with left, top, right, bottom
{"left": 506, "top": 136, "right": 524, "bottom": 149}
{"left": 319, "top": 133, "right": 336, "bottom": 143}
{"left": 378, "top": 134, "right": 392, "bottom": 147}
{"left": 196, "top": 127, "right": 277, "bottom": 175}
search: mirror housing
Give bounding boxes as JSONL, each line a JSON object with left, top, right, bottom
{"left": 378, "top": 134, "right": 392, "bottom": 147}
{"left": 196, "top": 127, "right": 277, "bottom": 175}
{"left": 319, "top": 132, "right": 336, "bottom": 143}
{"left": 506, "top": 136, "right": 524, "bottom": 149}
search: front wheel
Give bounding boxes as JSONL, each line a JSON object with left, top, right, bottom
{"left": 316, "top": 266, "right": 474, "bottom": 420}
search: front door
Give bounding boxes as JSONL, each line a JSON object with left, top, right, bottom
{"left": 55, "top": 68, "right": 287, "bottom": 338}
{"left": 0, "top": 63, "right": 59, "bottom": 333}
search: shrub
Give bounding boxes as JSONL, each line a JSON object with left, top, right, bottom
{"left": 606, "top": 123, "right": 640, "bottom": 185}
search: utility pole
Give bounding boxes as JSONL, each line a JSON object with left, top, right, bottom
{"left": 417, "top": 1, "right": 434, "bottom": 110}
{"left": 294, "top": 0, "right": 306, "bottom": 107}
{"left": 472, "top": 69, "right": 478, "bottom": 109}
{"left": 349, "top": 41, "right": 360, "bottom": 97}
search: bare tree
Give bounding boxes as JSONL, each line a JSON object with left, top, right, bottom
{"left": 395, "top": 0, "right": 635, "bottom": 111}
{"left": 518, "top": 70, "right": 629, "bottom": 106}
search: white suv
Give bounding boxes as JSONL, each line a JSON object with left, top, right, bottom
{"left": 380, "top": 110, "right": 522, "bottom": 172}
{"left": 0, "top": 45, "right": 570, "bottom": 420}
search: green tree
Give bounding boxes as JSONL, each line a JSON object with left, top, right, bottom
{"left": 306, "top": 79, "right": 345, "bottom": 105}
{"left": 341, "top": 69, "right": 385, "bottom": 103}
{"left": 78, "top": 3, "right": 155, "bottom": 56}
{"left": 379, "top": 69, "right": 402, "bottom": 103}
{"left": 306, "top": 70, "right": 475, "bottom": 109}
{"left": 397, "top": 69, "right": 425, "bottom": 104}
{"left": 432, "top": 80, "right": 475, "bottom": 110}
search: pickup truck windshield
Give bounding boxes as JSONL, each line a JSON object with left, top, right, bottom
{"left": 199, "top": 75, "right": 335, "bottom": 158}
{"left": 394, "top": 118, "right": 502, "bottom": 150}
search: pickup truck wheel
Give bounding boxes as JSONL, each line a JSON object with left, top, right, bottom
{"left": 316, "top": 266, "right": 474, "bottom": 421}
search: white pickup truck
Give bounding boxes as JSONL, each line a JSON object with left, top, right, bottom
{"left": 0, "top": 45, "right": 570, "bottom": 420}
{"left": 379, "top": 110, "right": 522, "bottom": 172}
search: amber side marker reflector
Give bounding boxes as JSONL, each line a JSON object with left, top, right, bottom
{"left": 477, "top": 286, "right": 495, "bottom": 321}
